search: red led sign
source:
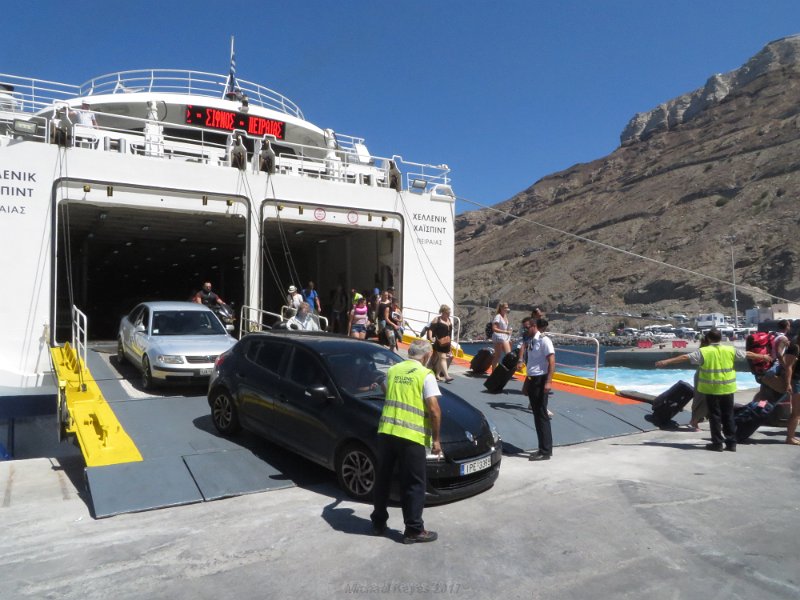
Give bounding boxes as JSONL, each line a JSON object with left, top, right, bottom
{"left": 185, "top": 105, "right": 285, "bottom": 139}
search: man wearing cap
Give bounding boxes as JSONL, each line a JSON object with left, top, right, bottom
{"left": 287, "top": 285, "right": 303, "bottom": 313}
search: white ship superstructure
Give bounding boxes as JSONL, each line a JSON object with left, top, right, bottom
{"left": 0, "top": 70, "right": 456, "bottom": 397}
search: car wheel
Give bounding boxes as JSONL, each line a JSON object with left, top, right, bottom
{"left": 141, "top": 356, "right": 154, "bottom": 391}
{"left": 210, "top": 389, "right": 241, "bottom": 435}
{"left": 336, "top": 442, "right": 376, "bottom": 501}
{"left": 116, "top": 338, "right": 126, "bottom": 365}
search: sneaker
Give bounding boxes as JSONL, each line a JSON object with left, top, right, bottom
{"left": 402, "top": 530, "right": 438, "bottom": 544}
{"left": 705, "top": 444, "right": 724, "bottom": 452}
{"left": 529, "top": 452, "right": 551, "bottom": 461}
{"left": 725, "top": 444, "right": 737, "bottom": 452}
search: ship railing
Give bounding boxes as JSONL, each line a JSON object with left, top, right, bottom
{"left": 1, "top": 79, "right": 450, "bottom": 191}
{"left": 545, "top": 332, "right": 601, "bottom": 389}
{"left": 0, "top": 74, "right": 81, "bottom": 114}
{"left": 392, "top": 155, "right": 451, "bottom": 191}
{"left": 78, "top": 70, "right": 305, "bottom": 119}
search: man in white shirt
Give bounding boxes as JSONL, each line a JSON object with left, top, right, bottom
{"left": 75, "top": 102, "right": 97, "bottom": 127}
{"left": 523, "top": 318, "right": 556, "bottom": 461}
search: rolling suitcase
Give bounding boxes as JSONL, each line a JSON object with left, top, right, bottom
{"left": 483, "top": 351, "right": 519, "bottom": 393}
{"left": 734, "top": 392, "right": 788, "bottom": 442}
{"left": 470, "top": 347, "right": 494, "bottom": 374}
{"left": 650, "top": 380, "right": 694, "bottom": 427}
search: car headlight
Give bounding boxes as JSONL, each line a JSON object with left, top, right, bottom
{"left": 487, "top": 418, "right": 501, "bottom": 444}
{"left": 157, "top": 354, "right": 185, "bottom": 364}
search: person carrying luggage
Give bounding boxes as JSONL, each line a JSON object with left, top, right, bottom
{"left": 656, "top": 328, "right": 771, "bottom": 451}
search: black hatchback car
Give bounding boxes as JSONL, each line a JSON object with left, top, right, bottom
{"left": 207, "top": 331, "right": 501, "bottom": 503}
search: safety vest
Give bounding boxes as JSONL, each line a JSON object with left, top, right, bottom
{"left": 378, "top": 360, "right": 432, "bottom": 446}
{"left": 696, "top": 345, "right": 738, "bottom": 395}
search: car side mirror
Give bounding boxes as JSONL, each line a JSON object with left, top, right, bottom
{"left": 306, "top": 385, "right": 336, "bottom": 403}
{"left": 226, "top": 324, "right": 235, "bottom": 332}
{"left": 135, "top": 323, "right": 146, "bottom": 333}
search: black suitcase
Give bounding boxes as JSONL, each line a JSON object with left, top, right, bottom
{"left": 734, "top": 392, "right": 788, "bottom": 442}
{"left": 650, "top": 380, "right": 694, "bottom": 427}
{"left": 483, "top": 363, "right": 516, "bottom": 393}
{"left": 501, "top": 349, "right": 519, "bottom": 370}
{"left": 470, "top": 348, "right": 494, "bottom": 374}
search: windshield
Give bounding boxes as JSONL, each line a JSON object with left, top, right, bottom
{"left": 151, "top": 310, "right": 227, "bottom": 336}
{"left": 323, "top": 344, "right": 402, "bottom": 397}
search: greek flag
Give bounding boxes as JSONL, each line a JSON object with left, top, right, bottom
{"left": 225, "top": 36, "right": 239, "bottom": 96}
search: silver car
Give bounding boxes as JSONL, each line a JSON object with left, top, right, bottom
{"left": 117, "top": 301, "right": 237, "bottom": 390}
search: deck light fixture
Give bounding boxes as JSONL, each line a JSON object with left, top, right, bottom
{"left": 410, "top": 178, "right": 427, "bottom": 190}
{"left": 202, "top": 195, "right": 208, "bottom": 206}
{"left": 298, "top": 206, "right": 304, "bottom": 215}
{"left": 226, "top": 199, "right": 233, "bottom": 207}
{"left": 368, "top": 213, "right": 373, "bottom": 222}
{"left": 83, "top": 184, "right": 91, "bottom": 193}
{"left": 106, "top": 185, "right": 113, "bottom": 197}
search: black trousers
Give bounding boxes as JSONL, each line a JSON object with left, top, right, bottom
{"left": 706, "top": 393, "right": 736, "bottom": 446}
{"left": 371, "top": 434, "right": 427, "bottom": 535}
{"left": 527, "top": 375, "right": 552, "bottom": 456}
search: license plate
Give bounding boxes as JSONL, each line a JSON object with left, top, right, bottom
{"left": 198, "top": 368, "right": 213, "bottom": 376}
{"left": 459, "top": 455, "right": 492, "bottom": 476}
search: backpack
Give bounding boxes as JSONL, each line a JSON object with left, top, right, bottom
{"left": 745, "top": 331, "right": 776, "bottom": 376}
{"left": 485, "top": 321, "right": 494, "bottom": 338}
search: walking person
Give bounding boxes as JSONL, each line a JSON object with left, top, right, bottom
{"left": 490, "top": 302, "right": 513, "bottom": 372}
{"left": 426, "top": 305, "right": 454, "bottom": 383}
{"left": 522, "top": 318, "right": 556, "bottom": 461}
{"left": 371, "top": 339, "right": 442, "bottom": 543}
{"left": 347, "top": 296, "right": 370, "bottom": 340}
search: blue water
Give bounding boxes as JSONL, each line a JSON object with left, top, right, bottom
{"left": 461, "top": 342, "right": 759, "bottom": 396}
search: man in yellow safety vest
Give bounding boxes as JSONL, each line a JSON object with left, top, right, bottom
{"left": 656, "top": 328, "right": 771, "bottom": 451}
{"left": 371, "top": 339, "right": 442, "bottom": 543}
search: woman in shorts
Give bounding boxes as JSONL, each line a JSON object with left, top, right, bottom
{"left": 348, "top": 296, "right": 370, "bottom": 339}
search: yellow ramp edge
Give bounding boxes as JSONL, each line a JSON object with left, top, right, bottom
{"left": 50, "top": 343, "right": 143, "bottom": 467}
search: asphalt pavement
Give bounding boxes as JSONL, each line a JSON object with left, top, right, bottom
{"left": 2, "top": 418, "right": 799, "bottom": 600}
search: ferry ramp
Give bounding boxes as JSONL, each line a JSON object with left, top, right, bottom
{"left": 62, "top": 342, "right": 297, "bottom": 518}
{"left": 55, "top": 342, "right": 658, "bottom": 518}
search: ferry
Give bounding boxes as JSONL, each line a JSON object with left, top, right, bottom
{"left": 0, "top": 68, "right": 457, "bottom": 395}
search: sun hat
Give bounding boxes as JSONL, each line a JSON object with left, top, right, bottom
{"left": 288, "top": 285, "right": 297, "bottom": 293}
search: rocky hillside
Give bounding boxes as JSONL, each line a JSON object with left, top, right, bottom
{"left": 454, "top": 35, "right": 800, "bottom": 338}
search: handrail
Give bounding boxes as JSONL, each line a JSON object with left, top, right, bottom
{"left": 71, "top": 305, "right": 88, "bottom": 388}
{"left": 545, "top": 332, "right": 601, "bottom": 390}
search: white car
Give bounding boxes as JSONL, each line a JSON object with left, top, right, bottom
{"left": 117, "top": 301, "right": 237, "bottom": 389}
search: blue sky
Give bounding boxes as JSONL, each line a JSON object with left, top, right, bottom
{"left": 3, "top": 1, "right": 799, "bottom": 213}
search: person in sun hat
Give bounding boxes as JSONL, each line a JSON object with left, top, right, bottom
{"left": 287, "top": 285, "right": 303, "bottom": 313}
